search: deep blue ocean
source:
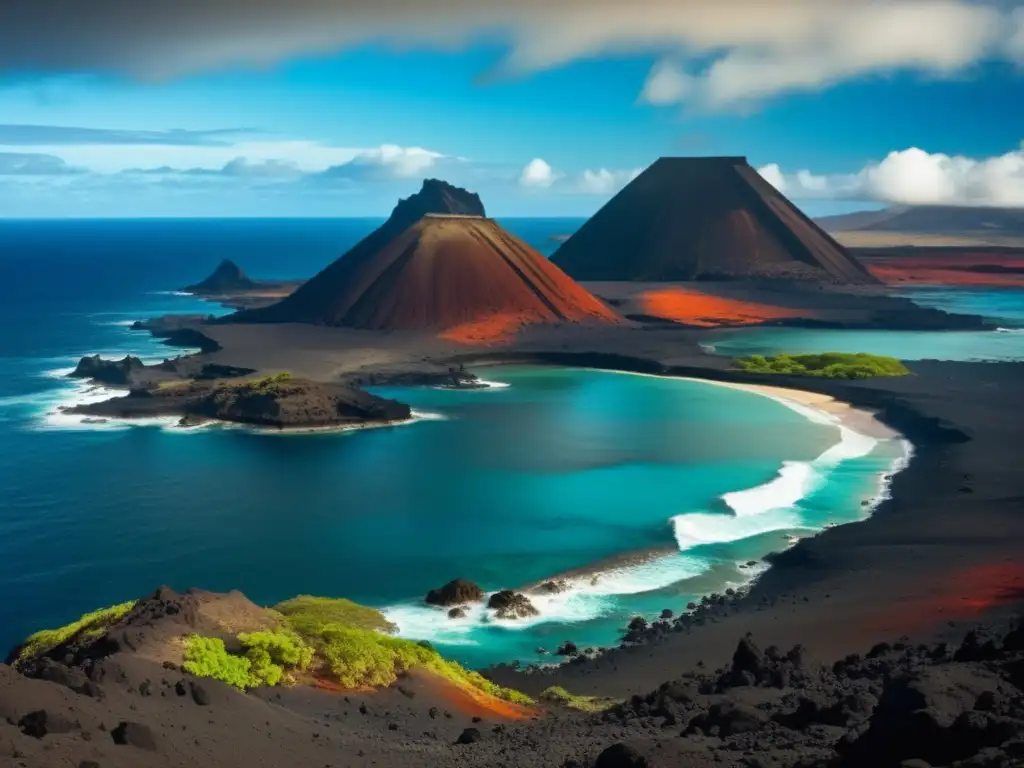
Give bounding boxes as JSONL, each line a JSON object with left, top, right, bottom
{"left": 1, "top": 219, "right": 1016, "bottom": 668}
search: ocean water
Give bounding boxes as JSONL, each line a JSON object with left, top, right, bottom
{"left": 705, "top": 286, "right": 1024, "bottom": 362}
{"left": 0, "top": 219, "right": 905, "bottom": 667}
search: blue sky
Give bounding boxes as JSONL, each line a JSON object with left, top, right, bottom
{"left": 1, "top": 0, "right": 1022, "bottom": 217}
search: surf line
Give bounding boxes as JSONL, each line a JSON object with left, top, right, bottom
{"left": 569, "top": 367, "right": 912, "bottom": 543}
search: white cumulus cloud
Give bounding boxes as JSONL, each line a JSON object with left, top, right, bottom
{"left": 758, "top": 142, "right": 1024, "bottom": 207}
{"left": 519, "top": 157, "right": 559, "bottom": 188}
{"left": 577, "top": 167, "right": 645, "bottom": 195}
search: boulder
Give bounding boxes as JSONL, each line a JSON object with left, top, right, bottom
{"left": 487, "top": 590, "right": 539, "bottom": 620}
{"left": 455, "top": 727, "right": 482, "bottom": 745}
{"left": 425, "top": 579, "right": 483, "bottom": 607}
{"left": 447, "top": 607, "right": 467, "bottom": 619}
{"left": 688, "top": 702, "right": 769, "bottom": 737}
{"left": 557, "top": 641, "right": 579, "bottom": 656}
{"left": 111, "top": 721, "right": 157, "bottom": 751}
{"left": 595, "top": 742, "right": 649, "bottom": 768}
{"left": 538, "top": 580, "right": 569, "bottom": 594}
{"left": 18, "top": 710, "right": 76, "bottom": 739}
{"left": 841, "top": 665, "right": 1019, "bottom": 765}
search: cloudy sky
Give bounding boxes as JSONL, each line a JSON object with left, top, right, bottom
{"left": 1, "top": 0, "right": 1022, "bottom": 217}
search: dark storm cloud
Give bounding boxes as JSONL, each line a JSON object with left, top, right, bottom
{"left": 0, "top": 125, "right": 256, "bottom": 146}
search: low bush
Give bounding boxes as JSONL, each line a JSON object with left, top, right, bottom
{"left": 540, "top": 685, "right": 617, "bottom": 712}
{"left": 182, "top": 636, "right": 256, "bottom": 690}
{"left": 273, "top": 596, "right": 397, "bottom": 635}
{"left": 183, "top": 630, "right": 314, "bottom": 690}
{"left": 735, "top": 352, "right": 910, "bottom": 379}
{"left": 15, "top": 600, "right": 137, "bottom": 665}
{"left": 308, "top": 624, "right": 533, "bottom": 703}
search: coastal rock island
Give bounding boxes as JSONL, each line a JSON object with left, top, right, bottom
{"left": 183, "top": 259, "right": 259, "bottom": 294}
{"left": 65, "top": 373, "right": 411, "bottom": 430}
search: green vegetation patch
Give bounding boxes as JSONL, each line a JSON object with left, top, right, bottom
{"left": 735, "top": 352, "right": 910, "bottom": 380}
{"left": 540, "top": 685, "right": 619, "bottom": 713}
{"left": 273, "top": 596, "right": 398, "bottom": 635}
{"left": 183, "top": 630, "right": 314, "bottom": 690}
{"left": 176, "top": 594, "right": 533, "bottom": 705}
{"left": 15, "top": 600, "right": 137, "bottom": 665}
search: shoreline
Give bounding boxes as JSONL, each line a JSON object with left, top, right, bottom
{"left": 380, "top": 366, "right": 912, "bottom": 665}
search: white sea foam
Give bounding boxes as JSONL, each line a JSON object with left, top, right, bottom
{"left": 409, "top": 409, "right": 448, "bottom": 422}
{"left": 475, "top": 379, "right": 510, "bottom": 389}
{"left": 673, "top": 509, "right": 809, "bottom": 550}
{"left": 675, "top": 385, "right": 883, "bottom": 550}
{"left": 868, "top": 439, "right": 915, "bottom": 509}
{"left": 995, "top": 327, "right": 1023, "bottom": 333}
{"left": 382, "top": 553, "right": 711, "bottom": 644}
{"left": 95, "top": 320, "right": 138, "bottom": 327}
{"left": 721, "top": 461, "right": 820, "bottom": 518}
{"left": 147, "top": 290, "right": 193, "bottom": 297}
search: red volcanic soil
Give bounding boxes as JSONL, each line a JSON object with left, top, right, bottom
{"left": 868, "top": 561, "right": 1024, "bottom": 637}
{"left": 638, "top": 286, "right": 815, "bottom": 327}
{"left": 863, "top": 250, "right": 1024, "bottom": 287}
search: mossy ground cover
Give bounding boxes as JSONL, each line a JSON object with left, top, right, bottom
{"left": 14, "top": 600, "right": 137, "bottom": 665}
{"left": 539, "top": 686, "right": 619, "bottom": 713}
{"left": 272, "top": 595, "right": 397, "bottom": 635}
{"left": 182, "top": 596, "right": 534, "bottom": 705}
{"left": 735, "top": 352, "right": 910, "bottom": 379}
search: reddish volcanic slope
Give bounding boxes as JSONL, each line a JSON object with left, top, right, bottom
{"left": 331, "top": 214, "right": 619, "bottom": 333}
{"left": 238, "top": 179, "right": 489, "bottom": 325}
{"left": 552, "top": 156, "right": 879, "bottom": 285}
{"left": 235, "top": 180, "right": 618, "bottom": 341}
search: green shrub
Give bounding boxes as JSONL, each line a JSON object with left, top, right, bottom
{"left": 540, "top": 685, "right": 617, "bottom": 712}
{"left": 183, "top": 631, "right": 314, "bottom": 690}
{"left": 239, "top": 630, "right": 314, "bottom": 670}
{"left": 15, "top": 600, "right": 137, "bottom": 665}
{"left": 273, "top": 596, "right": 397, "bottom": 635}
{"left": 182, "top": 635, "right": 256, "bottom": 690}
{"left": 735, "top": 352, "right": 909, "bottom": 379}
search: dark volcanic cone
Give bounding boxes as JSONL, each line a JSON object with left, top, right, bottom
{"left": 184, "top": 259, "right": 258, "bottom": 293}
{"left": 552, "top": 156, "right": 879, "bottom": 285}
{"left": 233, "top": 180, "right": 618, "bottom": 336}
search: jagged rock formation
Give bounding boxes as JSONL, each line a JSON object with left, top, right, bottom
{"left": 425, "top": 579, "right": 484, "bottom": 607}
{"left": 183, "top": 259, "right": 258, "bottom": 294}
{"left": 69, "top": 355, "right": 147, "bottom": 387}
{"left": 552, "top": 156, "right": 879, "bottom": 285}
{"left": 487, "top": 591, "right": 539, "bottom": 620}
{"left": 233, "top": 180, "right": 619, "bottom": 334}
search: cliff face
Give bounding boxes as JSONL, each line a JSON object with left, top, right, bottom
{"left": 231, "top": 181, "right": 618, "bottom": 337}
{"left": 551, "top": 156, "right": 878, "bottom": 285}
{"left": 69, "top": 355, "right": 147, "bottom": 387}
{"left": 184, "top": 260, "right": 258, "bottom": 294}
